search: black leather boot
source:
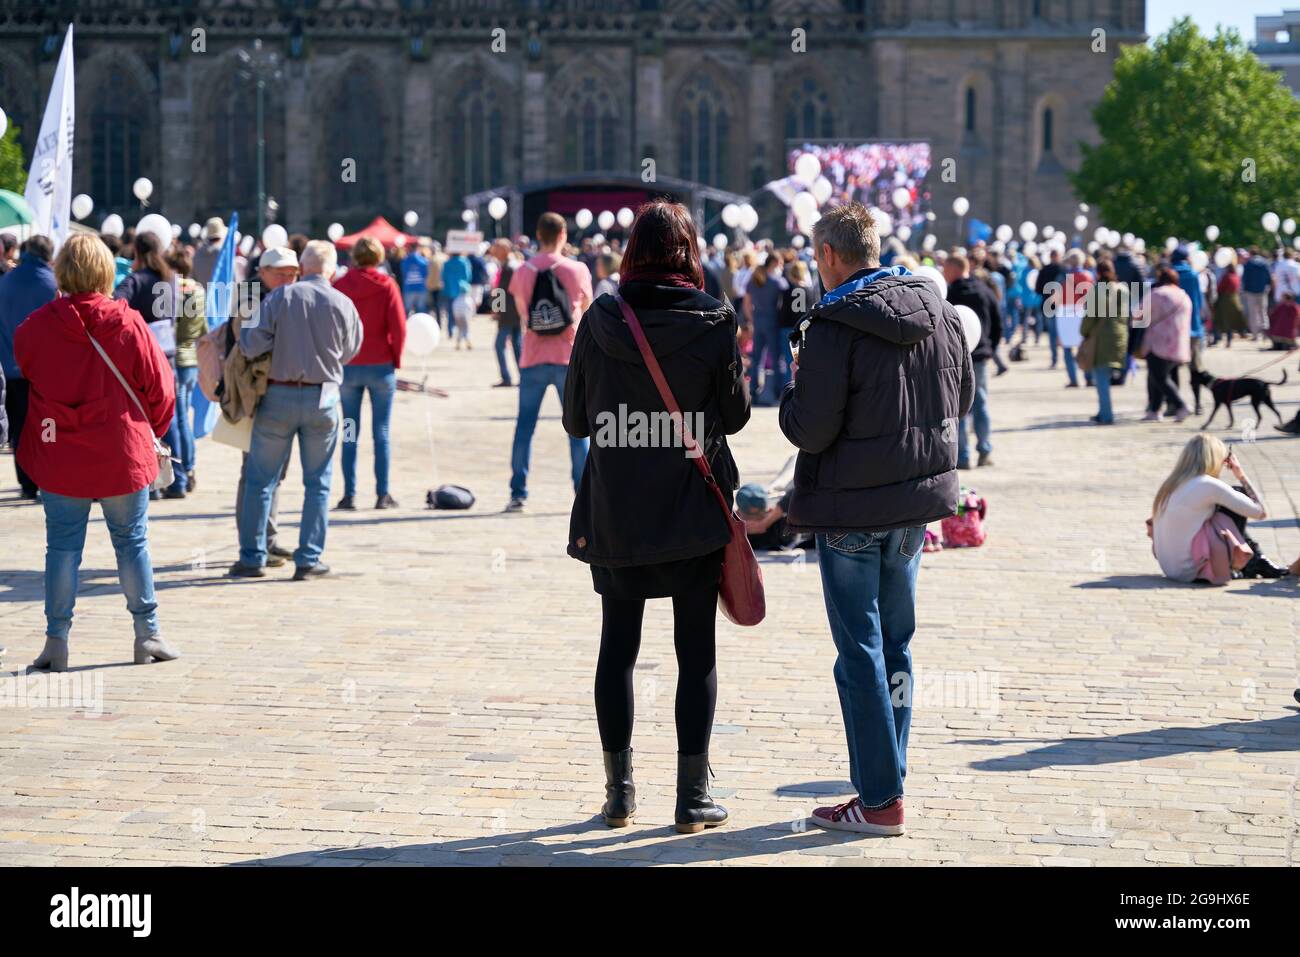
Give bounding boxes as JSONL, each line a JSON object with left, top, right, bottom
{"left": 601, "top": 748, "right": 636, "bottom": 827}
{"left": 674, "top": 752, "right": 729, "bottom": 834}
{"left": 1241, "top": 546, "right": 1289, "bottom": 580}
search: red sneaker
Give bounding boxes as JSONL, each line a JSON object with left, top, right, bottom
{"left": 810, "top": 797, "right": 904, "bottom": 836}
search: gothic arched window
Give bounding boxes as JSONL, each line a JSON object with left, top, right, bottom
{"left": 90, "top": 69, "right": 148, "bottom": 213}
{"left": 561, "top": 76, "right": 619, "bottom": 173}
{"left": 1042, "top": 107, "right": 1055, "bottom": 154}
{"left": 325, "top": 66, "right": 388, "bottom": 212}
{"left": 455, "top": 81, "right": 505, "bottom": 198}
{"left": 207, "top": 70, "right": 283, "bottom": 221}
{"left": 678, "top": 76, "right": 731, "bottom": 188}
{"left": 964, "top": 87, "right": 976, "bottom": 133}
{"left": 784, "top": 77, "right": 834, "bottom": 143}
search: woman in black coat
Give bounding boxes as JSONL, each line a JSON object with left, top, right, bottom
{"left": 563, "top": 200, "right": 750, "bottom": 833}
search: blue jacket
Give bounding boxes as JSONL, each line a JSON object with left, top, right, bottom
{"left": 441, "top": 255, "right": 473, "bottom": 299}
{"left": 0, "top": 253, "right": 58, "bottom": 379}
{"left": 1173, "top": 263, "right": 1203, "bottom": 339}
{"left": 1242, "top": 256, "right": 1272, "bottom": 295}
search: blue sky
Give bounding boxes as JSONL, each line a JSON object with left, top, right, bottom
{"left": 1147, "top": 0, "right": 1275, "bottom": 42}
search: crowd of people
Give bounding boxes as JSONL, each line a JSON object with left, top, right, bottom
{"left": 0, "top": 192, "right": 1296, "bottom": 836}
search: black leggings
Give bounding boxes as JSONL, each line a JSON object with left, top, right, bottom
{"left": 1146, "top": 355, "right": 1186, "bottom": 414}
{"left": 594, "top": 587, "right": 718, "bottom": 755}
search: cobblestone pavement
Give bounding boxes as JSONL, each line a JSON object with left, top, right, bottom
{"left": 1, "top": 318, "right": 1297, "bottom": 866}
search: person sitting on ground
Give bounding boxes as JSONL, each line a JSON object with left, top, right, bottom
{"left": 1149, "top": 434, "right": 1288, "bottom": 583}
{"left": 1267, "top": 293, "right": 1299, "bottom": 351}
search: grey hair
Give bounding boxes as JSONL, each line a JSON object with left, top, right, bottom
{"left": 811, "top": 202, "right": 880, "bottom": 269}
{"left": 300, "top": 239, "right": 338, "bottom": 276}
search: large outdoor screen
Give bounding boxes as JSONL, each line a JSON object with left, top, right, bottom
{"left": 786, "top": 140, "right": 933, "bottom": 236}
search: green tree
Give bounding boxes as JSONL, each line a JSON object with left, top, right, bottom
{"left": 1074, "top": 18, "right": 1300, "bottom": 248}
{"left": 0, "top": 123, "right": 25, "bottom": 194}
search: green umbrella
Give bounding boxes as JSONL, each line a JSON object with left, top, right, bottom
{"left": 0, "top": 189, "right": 34, "bottom": 228}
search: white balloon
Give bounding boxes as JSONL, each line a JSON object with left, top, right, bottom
{"left": 1205, "top": 224, "right": 1220, "bottom": 242}
{"left": 892, "top": 186, "right": 912, "bottom": 210}
{"left": 171, "top": 223, "right": 182, "bottom": 238}
{"left": 1122, "top": 232, "right": 1134, "bottom": 247}
{"left": 952, "top": 196, "right": 970, "bottom": 217}
{"left": 262, "top": 224, "right": 288, "bottom": 249}
{"left": 405, "top": 312, "right": 440, "bottom": 357}
{"left": 1074, "top": 215, "right": 1088, "bottom": 232}
{"left": 71, "top": 194, "right": 93, "bottom": 220}
{"left": 597, "top": 210, "right": 615, "bottom": 231}
{"left": 137, "top": 213, "right": 172, "bottom": 249}
{"left": 795, "top": 208, "right": 820, "bottom": 235}
{"left": 954, "top": 304, "right": 982, "bottom": 354}
{"left": 1285, "top": 218, "right": 1297, "bottom": 236}
{"left": 100, "top": 213, "right": 124, "bottom": 238}
{"left": 1133, "top": 237, "right": 1146, "bottom": 254}
{"left": 794, "top": 152, "right": 821, "bottom": 186}
{"left": 922, "top": 233, "right": 937, "bottom": 252}
{"left": 914, "top": 264, "right": 947, "bottom": 300}
{"left": 738, "top": 204, "right": 759, "bottom": 233}
{"left": 1213, "top": 246, "right": 1234, "bottom": 269}
{"left": 327, "top": 222, "right": 345, "bottom": 242}
{"left": 712, "top": 233, "right": 728, "bottom": 250}
{"left": 132, "top": 177, "right": 153, "bottom": 202}
{"left": 1093, "top": 226, "right": 1108, "bottom": 244}
{"left": 1263, "top": 212, "right": 1281, "bottom": 233}
{"left": 488, "top": 197, "right": 508, "bottom": 221}
{"left": 0, "top": 107, "right": 6, "bottom": 140}
{"left": 1019, "top": 221, "right": 1037, "bottom": 242}
{"left": 1078, "top": 203, "right": 1090, "bottom": 213}
{"left": 812, "top": 176, "right": 833, "bottom": 205}
{"left": 575, "top": 208, "right": 593, "bottom": 229}
{"left": 869, "top": 207, "right": 892, "bottom": 238}
{"left": 616, "top": 207, "right": 634, "bottom": 229}
{"left": 1026, "top": 268, "right": 1039, "bottom": 290}
{"left": 1294, "top": 236, "right": 1300, "bottom": 251}
{"left": 239, "top": 235, "right": 255, "bottom": 256}
{"left": 896, "top": 224, "right": 912, "bottom": 243}
{"left": 1165, "top": 236, "right": 1179, "bottom": 252}
{"left": 459, "top": 209, "right": 475, "bottom": 224}
{"left": 187, "top": 223, "right": 200, "bottom": 239}
{"left": 395, "top": 233, "right": 408, "bottom": 248}
{"left": 995, "top": 224, "right": 1012, "bottom": 243}
{"left": 791, "top": 234, "right": 806, "bottom": 249}
{"left": 792, "top": 192, "right": 819, "bottom": 223}
{"left": 1023, "top": 240, "right": 1038, "bottom": 257}
{"left": 1042, "top": 225, "right": 1056, "bottom": 239}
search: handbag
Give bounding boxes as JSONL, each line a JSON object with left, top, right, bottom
{"left": 614, "top": 295, "right": 765, "bottom": 626}
{"left": 85, "top": 328, "right": 175, "bottom": 491}
{"left": 1075, "top": 327, "right": 1098, "bottom": 373}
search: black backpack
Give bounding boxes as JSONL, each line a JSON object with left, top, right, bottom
{"left": 526, "top": 265, "right": 573, "bottom": 335}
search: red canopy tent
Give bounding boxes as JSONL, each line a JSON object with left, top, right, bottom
{"left": 333, "top": 216, "right": 408, "bottom": 250}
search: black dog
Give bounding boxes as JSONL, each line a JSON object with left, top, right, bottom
{"left": 1194, "top": 369, "right": 1287, "bottom": 430}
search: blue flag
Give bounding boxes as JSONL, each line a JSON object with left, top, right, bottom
{"left": 192, "top": 212, "right": 239, "bottom": 439}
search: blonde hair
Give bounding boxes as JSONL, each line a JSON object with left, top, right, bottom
{"left": 1153, "top": 434, "right": 1230, "bottom": 517}
{"left": 351, "top": 236, "right": 384, "bottom": 268}
{"left": 55, "top": 234, "right": 116, "bottom": 296}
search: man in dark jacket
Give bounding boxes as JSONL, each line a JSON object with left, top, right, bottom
{"left": 945, "top": 253, "right": 998, "bottom": 468}
{"left": 0, "top": 235, "right": 57, "bottom": 499}
{"left": 779, "top": 202, "right": 973, "bottom": 836}
{"left": 1035, "top": 247, "right": 1064, "bottom": 366}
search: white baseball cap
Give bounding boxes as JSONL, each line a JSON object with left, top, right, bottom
{"left": 259, "top": 246, "right": 299, "bottom": 269}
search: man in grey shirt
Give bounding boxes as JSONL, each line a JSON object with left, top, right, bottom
{"left": 231, "top": 240, "right": 363, "bottom": 580}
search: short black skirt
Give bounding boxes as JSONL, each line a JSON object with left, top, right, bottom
{"left": 590, "top": 548, "right": 725, "bottom": 600}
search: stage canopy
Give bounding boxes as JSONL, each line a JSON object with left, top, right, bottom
{"left": 334, "top": 216, "right": 407, "bottom": 250}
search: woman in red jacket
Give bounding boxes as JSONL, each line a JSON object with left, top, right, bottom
{"left": 17, "top": 234, "right": 180, "bottom": 672}
{"left": 332, "top": 236, "right": 406, "bottom": 510}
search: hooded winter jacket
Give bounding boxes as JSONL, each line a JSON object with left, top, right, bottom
{"left": 15, "top": 293, "right": 174, "bottom": 498}
{"left": 333, "top": 265, "right": 407, "bottom": 367}
{"left": 779, "top": 267, "right": 974, "bottom": 533}
{"left": 563, "top": 282, "right": 750, "bottom": 567}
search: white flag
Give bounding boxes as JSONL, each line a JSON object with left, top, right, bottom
{"left": 24, "top": 24, "right": 75, "bottom": 250}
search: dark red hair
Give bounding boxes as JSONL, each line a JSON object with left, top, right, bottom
{"left": 618, "top": 199, "right": 704, "bottom": 289}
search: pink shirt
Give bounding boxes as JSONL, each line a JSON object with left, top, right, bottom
{"left": 509, "top": 252, "right": 593, "bottom": 368}
{"left": 1141, "top": 285, "right": 1192, "bottom": 363}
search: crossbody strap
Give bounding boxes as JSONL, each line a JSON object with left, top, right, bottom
{"left": 614, "top": 294, "right": 731, "bottom": 513}
{"left": 57, "top": 296, "right": 153, "bottom": 425}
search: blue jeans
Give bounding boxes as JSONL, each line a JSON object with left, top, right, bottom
{"left": 495, "top": 324, "right": 521, "bottom": 384}
{"left": 1062, "top": 346, "right": 1079, "bottom": 386}
{"left": 41, "top": 487, "right": 158, "bottom": 642}
{"left": 509, "top": 363, "right": 588, "bottom": 500}
{"left": 1094, "top": 364, "right": 1114, "bottom": 423}
{"left": 1045, "top": 311, "right": 1059, "bottom": 363}
{"left": 751, "top": 320, "right": 781, "bottom": 404}
{"left": 403, "top": 291, "right": 428, "bottom": 316}
{"left": 238, "top": 384, "right": 340, "bottom": 568}
{"left": 339, "top": 363, "right": 396, "bottom": 499}
{"left": 957, "top": 358, "right": 992, "bottom": 464}
{"left": 175, "top": 365, "right": 197, "bottom": 475}
{"left": 817, "top": 526, "right": 924, "bottom": 808}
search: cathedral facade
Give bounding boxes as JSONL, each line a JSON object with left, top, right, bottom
{"left": 0, "top": 0, "right": 1145, "bottom": 240}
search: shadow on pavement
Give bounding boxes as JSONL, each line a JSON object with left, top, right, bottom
{"left": 965, "top": 711, "right": 1300, "bottom": 772}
